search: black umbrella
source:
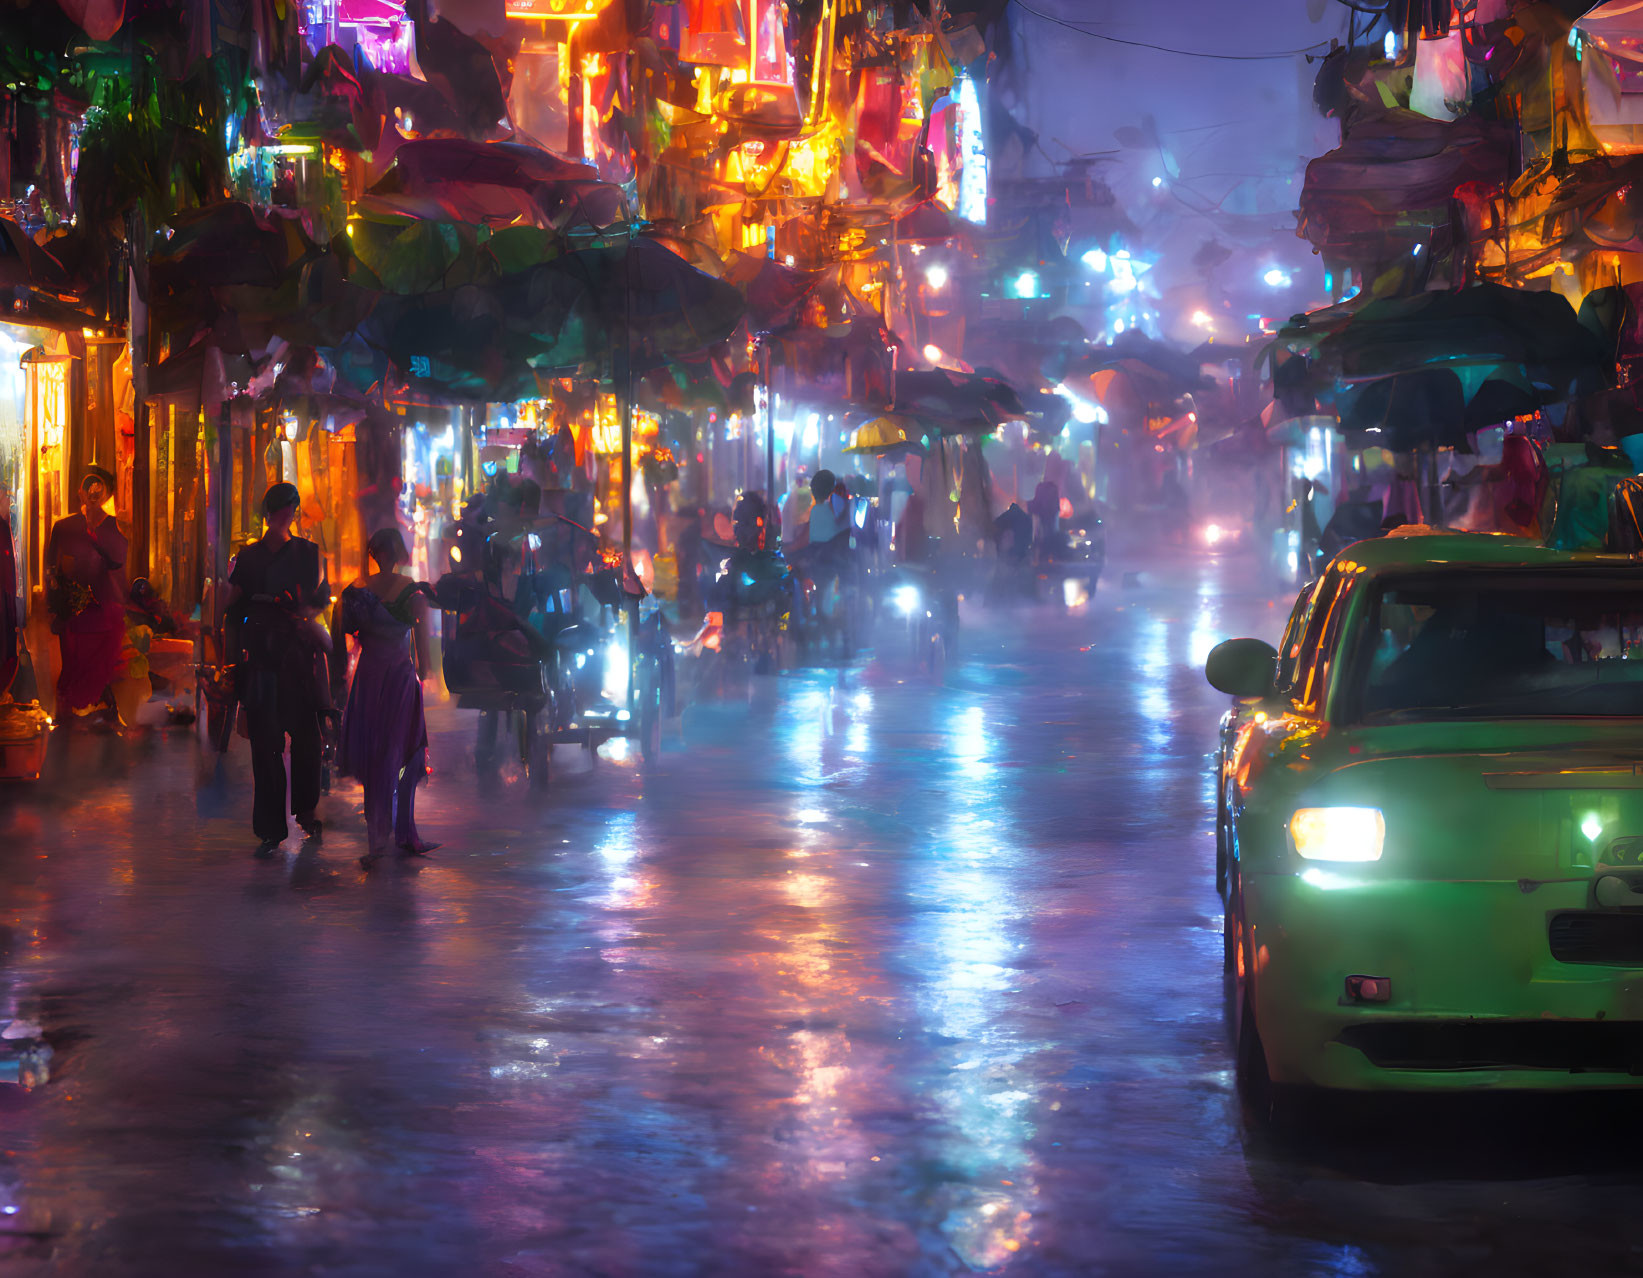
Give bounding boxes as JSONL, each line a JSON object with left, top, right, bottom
{"left": 1321, "top": 282, "right": 1614, "bottom": 444}
{"left": 892, "top": 368, "right": 1026, "bottom": 435}
{"left": 1321, "top": 282, "right": 1611, "bottom": 389}
{"left": 539, "top": 235, "right": 745, "bottom": 369}
{"left": 349, "top": 232, "right": 743, "bottom": 397}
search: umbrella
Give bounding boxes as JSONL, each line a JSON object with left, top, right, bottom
{"left": 1321, "top": 283, "right": 1610, "bottom": 381}
{"left": 724, "top": 251, "right": 821, "bottom": 336}
{"left": 891, "top": 368, "right": 1027, "bottom": 435}
{"left": 534, "top": 234, "right": 745, "bottom": 371}
{"left": 343, "top": 213, "right": 501, "bottom": 295}
{"left": 1319, "top": 282, "right": 1614, "bottom": 441}
{"left": 845, "top": 415, "right": 927, "bottom": 459}
{"left": 1071, "top": 330, "right": 1211, "bottom": 392}
{"left": 213, "top": 248, "right": 380, "bottom": 355}
{"left": 350, "top": 232, "right": 743, "bottom": 396}
{"left": 371, "top": 139, "right": 626, "bottom": 231}
{"left": 150, "top": 202, "right": 303, "bottom": 293}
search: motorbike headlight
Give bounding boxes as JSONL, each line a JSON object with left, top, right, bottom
{"left": 891, "top": 584, "right": 922, "bottom": 616}
{"left": 1290, "top": 807, "right": 1384, "bottom": 862}
{"left": 602, "top": 636, "right": 629, "bottom": 702}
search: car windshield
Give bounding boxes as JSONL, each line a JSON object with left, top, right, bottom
{"left": 1355, "top": 574, "right": 1643, "bottom": 721}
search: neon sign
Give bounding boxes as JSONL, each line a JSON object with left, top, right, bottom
{"left": 956, "top": 73, "right": 987, "bottom": 226}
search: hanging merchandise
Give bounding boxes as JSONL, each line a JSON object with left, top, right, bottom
{"left": 750, "top": 0, "right": 792, "bottom": 86}
{"left": 1410, "top": 28, "right": 1468, "bottom": 121}
{"left": 682, "top": 0, "right": 749, "bottom": 67}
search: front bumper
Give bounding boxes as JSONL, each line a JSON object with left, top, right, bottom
{"left": 1245, "top": 872, "right": 1643, "bottom": 1090}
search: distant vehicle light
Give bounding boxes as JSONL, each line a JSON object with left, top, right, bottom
{"left": 925, "top": 263, "right": 949, "bottom": 291}
{"left": 1291, "top": 807, "right": 1385, "bottom": 863}
{"left": 1262, "top": 267, "right": 1292, "bottom": 289}
{"left": 891, "top": 584, "right": 922, "bottom": 616}
{"left": 1013, "top": 270, "right": 1039, "bottom": 299}
{"left": 1204, "top": 523, "right": 1224, "bottom": 545}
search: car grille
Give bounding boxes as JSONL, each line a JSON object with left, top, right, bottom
{"left": 1339, "top": 1021, "right": 1643, "bottom": 1073}
{"left": 1549, "top": 912, "right": 1643, "bottom": 966}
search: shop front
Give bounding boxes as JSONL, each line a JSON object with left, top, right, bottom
{"left": 0, "top": 325, "right": 131, "bottom": 715}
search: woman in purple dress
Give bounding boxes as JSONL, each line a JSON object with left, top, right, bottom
{"left": 333, "top": 528, "right": 437, "bottom": 867}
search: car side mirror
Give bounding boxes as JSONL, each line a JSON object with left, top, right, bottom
{"left": 1205, "top": 638, "right": 1278, "bottom": 699}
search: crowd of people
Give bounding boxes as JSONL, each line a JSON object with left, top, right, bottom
{"left": 16, "top": 445, "right": 1101, "bottom": 861}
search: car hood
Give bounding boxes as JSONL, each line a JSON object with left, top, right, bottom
{"left": 1297, "top": 720, "right": 1643, "bottom": 881}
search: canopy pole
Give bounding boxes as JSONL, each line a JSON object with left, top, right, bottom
{"left": 622, "top": 222, "right": 636, "bottom": 713}
{"left": 763, "top": 343, "right": 775, "bottom": 507}
{"left": 1425, "top": 443, "right": 1443, "bottom": 530}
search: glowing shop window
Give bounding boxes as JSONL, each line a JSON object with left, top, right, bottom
{"left": 33, "top": 361, "right": 66, "bottom": 450}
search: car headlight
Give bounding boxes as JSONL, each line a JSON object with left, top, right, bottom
{"left": 1289, "top": 806, "right": 1384, "bottom": 862}
{"left": 891, "top": 584, "right": 922, "bottom": 616}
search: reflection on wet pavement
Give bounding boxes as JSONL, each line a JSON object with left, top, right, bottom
{"left": 0, "top": 551, "right": 1639, "bottom": 1274}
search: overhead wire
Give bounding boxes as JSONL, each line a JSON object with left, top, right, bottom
{"left": 1009, "top": 0, "right": 1336, "bottom": 61}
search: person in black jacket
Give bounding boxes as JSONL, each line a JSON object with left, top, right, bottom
{"left": 223, "top": 483, "right": 332, "bottom": 857}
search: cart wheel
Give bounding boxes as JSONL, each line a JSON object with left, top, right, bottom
{"left": 692, "top": 650, "right": 719, "bottom": 704}
{"left": 638, "top": 658, "right": 662, "bottom": 764}
{"left": 753, "top": 624, "right": 776, "bottom": 675}
{"left": 927, "top": 629, "right": 947, "bottom": 683}
{"left": 524, "top": 710, "right": 552, "bottom": 793}
{"left": 660, "top": 641, "right": 678, "bottom": 718}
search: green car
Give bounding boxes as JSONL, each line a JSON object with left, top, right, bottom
{"left": 1208, "top": 531, "right": 1643, "bottom": 1108}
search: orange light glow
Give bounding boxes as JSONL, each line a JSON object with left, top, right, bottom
{"left": 504, "top": 0, "right": 608, "bottom": 19}
{"left": 31, "top": 359, "right": 66, "bottom": 450}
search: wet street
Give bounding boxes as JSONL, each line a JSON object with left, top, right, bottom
{"left": 2, "top": 548, "right": 1643, "bottom": 1277}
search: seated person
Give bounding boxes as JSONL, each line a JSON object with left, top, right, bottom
{"left": 1366, "top": 598, "right": 1555, "bottom": 714}
{"left": 707, "top": 492, "right": 790, "bottom": 614}
{"left": 808, "top": 470, "right": 843, "bottom": 549}
{"left": 994, "top": 503, "right": 1032, "bottom": 564}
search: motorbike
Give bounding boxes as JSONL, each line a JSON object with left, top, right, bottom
{"left": 437, "top": 565, "right": 560, "bottom": 791}
{"left": 882, "top": 563, "right": 958, "bottom": 679}
{"left": 684, "top": 542, "right": 792, "bottom": 698}
{"left": 786, "top": 534, "right": 868, "bottom": 662}
{"left": 440, "top": 528, "right": 678, "bottom": 779}
{"left": 562, "top": 559, "right": 676, "bottom": 763}
{"left": 1035, "top": 519, "right": 1106, "bottom": 607}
